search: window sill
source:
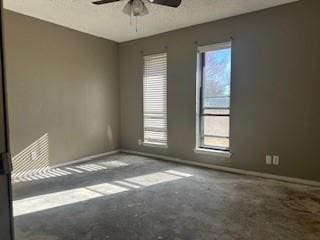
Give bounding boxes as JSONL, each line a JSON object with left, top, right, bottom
{"left": 143, "top": 142, "right": 168, "bottom": 149}
{"left": 194, "top": 148, "right": 232, "bottom": 158}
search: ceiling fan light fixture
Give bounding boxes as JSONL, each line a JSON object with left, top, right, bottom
{"left": 94, "top": 0, "right": 181, "bottom": 31}
{"left": 132, "top": 0, "right": 144, "bottom": 15}
{"left": 123, "top": 0, "right": 148, "bottom": 17}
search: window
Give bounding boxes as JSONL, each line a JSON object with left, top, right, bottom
{"left": 143, "top": 53, "right": 167, "bottom": 147}
{"left": 197, "top": 42, "right": 232, "bottom": 152}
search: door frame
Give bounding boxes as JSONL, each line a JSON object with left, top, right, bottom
{"left": 0, "top": 0, "right": 14, "bottom": 239}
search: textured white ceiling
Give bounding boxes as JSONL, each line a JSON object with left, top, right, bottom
{"left": 4, "top": 0, "right": 298, "bottom": 42}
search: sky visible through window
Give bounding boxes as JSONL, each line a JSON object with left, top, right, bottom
{"left": 203, "top": 48, "right": 231, "bottom": 109}
{"left": 201, "top": 46, "right": 231, "bottom": 150}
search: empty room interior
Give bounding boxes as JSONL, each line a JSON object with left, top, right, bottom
{"left": 0, "top": 0, "right": 319, "bottom": 239}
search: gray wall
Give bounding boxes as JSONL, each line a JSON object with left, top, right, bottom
{"left": 3, "top": 1, "right": 320, "bottom": 181}
{"left": 119, "top": 0, "right": 320, "bottom": 181}
{"left": 4, "top": 10, "right": 120, "bottom": 171}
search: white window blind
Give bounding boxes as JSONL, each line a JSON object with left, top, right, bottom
{"left": 143, "top": 53, "right": 167, "bottom": 146}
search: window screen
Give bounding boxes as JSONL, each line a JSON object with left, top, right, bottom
{"left": 198, "top": 42, "right": 232, "bottom": 151}
{"left": 143, "top": 53, "right": 167, "bottom": 146}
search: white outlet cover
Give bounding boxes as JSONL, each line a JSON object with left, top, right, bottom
{"left": 266, "top": 155, "right": 272, "bottom": 165}
{"left": 273, "top": 156, "right": 280, "bottom": 165}
{"left": 138, "top": 139, "right": 142, "bottom": 146}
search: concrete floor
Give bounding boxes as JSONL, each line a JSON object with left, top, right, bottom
{"left": 13, "top": 153, "right": 320, "bottom": 240}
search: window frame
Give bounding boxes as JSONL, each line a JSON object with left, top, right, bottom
{"left": 196, "top": 41, "right": 232, "bottom": 154}
{"left": 142, "top": 52, "right": 168, "bottom": 148}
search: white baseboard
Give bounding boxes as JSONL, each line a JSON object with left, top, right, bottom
{"left": 51, "top": 150, "right": 120, "bottom": 168}
{"left": 120, "top": 149, "right": 320, "bottom": 187}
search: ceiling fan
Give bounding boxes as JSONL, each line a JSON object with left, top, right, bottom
{"left": 92, "top": 0, "right": 182, "bottom": 31}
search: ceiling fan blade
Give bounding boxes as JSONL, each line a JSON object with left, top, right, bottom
{"left": 148, "top": 0, "right": 181, "bottom": 8}
{"left": 92, "top": 0, "right": 121, "bottom": 5}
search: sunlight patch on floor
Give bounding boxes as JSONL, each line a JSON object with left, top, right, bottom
{"left": 125, "top": 172, "right": 183, "bottom": 186}
{"left": 114, "top": 180, "right": 141, "bottom": 189}
{"left": 12, "top": 161, "right": 130, "bottom": 184}
{"left": 86, "top": 183, "right": 129, "bottom": 195}
{"left": 99, "top": 161, "right": 129, "bottom": 168}
{"left": 13, "top": 169, "right": 193, "bottom": 217}
{"left": 13, "top": 188, "right": 104, "bottom": 217}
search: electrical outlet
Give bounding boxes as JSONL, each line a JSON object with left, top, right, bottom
{"left": 138, "top": 139, "right": 142, "bottom": 146}
{"left": 273, "top": 155, "right": 279, "bottom": 165}
{"left": 266, "top": 155, "right": 272, "bottom": 165}
{"left": 31, "top": 151, "right": 37, "bottom": 160}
